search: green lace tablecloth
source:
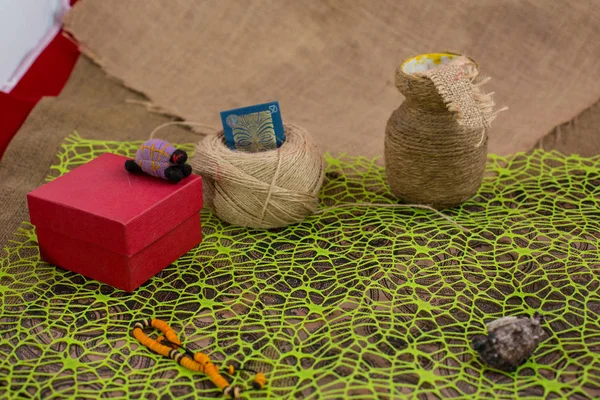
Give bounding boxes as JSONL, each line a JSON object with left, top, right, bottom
{"left": 1, "top": 133, "right": 599, "bottom": 399}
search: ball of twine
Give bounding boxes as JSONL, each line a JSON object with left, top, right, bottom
{"left": 191, "top": 124, "right": 324, "bottom": 229}
{"left": 385, "top": 53, "right": 504, "bottom": 209}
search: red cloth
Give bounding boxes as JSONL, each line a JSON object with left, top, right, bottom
{"left": 0, "top": 0, "right": 80, "bottom": 161}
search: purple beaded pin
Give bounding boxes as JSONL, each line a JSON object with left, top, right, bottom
{"left": 125, "top": 139, "right": 192, "bottom": 183}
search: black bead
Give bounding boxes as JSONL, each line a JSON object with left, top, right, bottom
{"left": 165, "top": 167, "right": 184, "bottom": 183}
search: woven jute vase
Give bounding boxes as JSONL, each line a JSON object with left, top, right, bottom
{"left": 385, "top": 52, "right": 500, "bottom": 209}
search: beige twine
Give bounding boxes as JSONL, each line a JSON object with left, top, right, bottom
{"left": 385, "top": 53, "right": 505, "bottom": 210}
{"left": 315, "top": 203, "right": 468, "bottom": 232}
{"left": 191, "top": 124, "right": 325, "bottom": 229}
{"left": 148, "top": 121, "right": 469, "bottom": 232}
{"left": 148, "top": 120, "right": 216, "bottom": 138}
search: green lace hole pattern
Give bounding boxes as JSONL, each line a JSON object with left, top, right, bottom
{"left": 0, "top": 132, "right": 599, "bottom": 399}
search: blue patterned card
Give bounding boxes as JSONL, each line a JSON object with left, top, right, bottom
{"left": 220, "top": 101, "right": 285, "bottom": 152}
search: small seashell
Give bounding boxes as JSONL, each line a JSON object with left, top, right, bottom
{"left": 472, "top": 313, "right": 546, "bottom": 372}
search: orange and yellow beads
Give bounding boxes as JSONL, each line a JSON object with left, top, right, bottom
{"left": 132, "top": 318, "right": 266, "bottom": 399}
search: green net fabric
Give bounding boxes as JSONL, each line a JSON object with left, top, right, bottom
{"left": 1, "top": 132, "right": 599, "bottom": 399}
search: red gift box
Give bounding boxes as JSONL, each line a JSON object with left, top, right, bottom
{"left": 27, "top": 153, "right": 203, "bottom": 292}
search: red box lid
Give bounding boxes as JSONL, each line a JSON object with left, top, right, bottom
{"left": 27, "top": 153, "right": 203, "bottom": 256}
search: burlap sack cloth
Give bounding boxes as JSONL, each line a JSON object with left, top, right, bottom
{"left": 62, "top": 0, "right": 600, "bottom": 159}
{"left": 385, "top": 54, "right": 501, "bottom": 208}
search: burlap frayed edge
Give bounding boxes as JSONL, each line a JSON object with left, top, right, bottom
{"left": 534, "top": 97, "right": 600, "bottom": 154}
{"left": 61, "top": 31, "right": 203, "bottom": 129}
{"left": 417, "top": 57, "right": 504, "bottom": 130}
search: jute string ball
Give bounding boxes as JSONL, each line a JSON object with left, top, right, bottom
{"left": 191, "top": 124, "right": 324, "bottom": 229}
{"left": 385, "top": 52, "right": 505, "bottom": 209}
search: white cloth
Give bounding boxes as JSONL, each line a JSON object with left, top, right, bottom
{"left": 0, "top": 0, "right": 70, "bottom": 93}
